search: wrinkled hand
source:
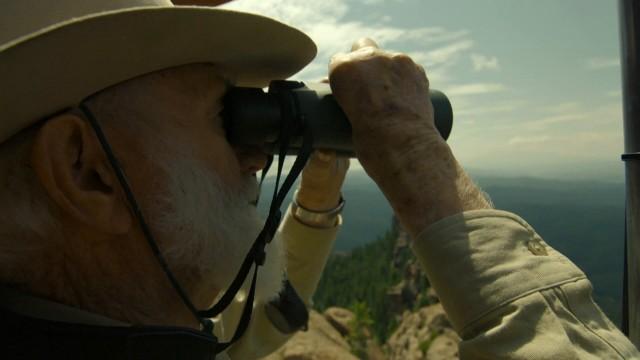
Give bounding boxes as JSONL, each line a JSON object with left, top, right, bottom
{"left": 296, "top": 150, "right": 350, "bottom": 211}
{"left": 329, "top": 38, "right": 490, "bottom": 237}
{"left": 328, "top": 38, "right": 438, "bottom": 174}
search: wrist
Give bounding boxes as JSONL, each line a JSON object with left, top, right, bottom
{"left": 357, "top": 139, "right": 491, "bottom": 237}
{"left": 357, "top": 133, "right": 447, "bottom": 183}
{"left": 295, "top": 188, "right": 342, "bottom": 211}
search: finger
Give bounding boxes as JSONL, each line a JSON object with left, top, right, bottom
{"left": 351, "top": 38, "right": 379, "bottom": 52}
{"left": 314, "top": 149, "right": 335, "bottom": 162}
{"left": 416, "top": 63, "right": 427, "bottom": 79}
{"left": 329, "top": 52, "right": 348, "bottom": 68}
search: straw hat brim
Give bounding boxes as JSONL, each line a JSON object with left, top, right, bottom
{"left": 0, "top": 6, "right": 317, "bottom": 143}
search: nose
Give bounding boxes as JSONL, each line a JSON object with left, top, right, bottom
{"left": 234, "top": 145, "right": 269, "bottom": 175}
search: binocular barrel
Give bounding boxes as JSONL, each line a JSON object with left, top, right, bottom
{"left": 223, "top": 81, "right": 453, "bottom": 157}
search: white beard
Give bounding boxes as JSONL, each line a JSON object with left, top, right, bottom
{"left": 152, "top": 155, "right": 286, "bottom": 305}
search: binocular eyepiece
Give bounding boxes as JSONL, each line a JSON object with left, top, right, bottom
{"left": 222, "top": 80, "right": 453, "bottom": 157}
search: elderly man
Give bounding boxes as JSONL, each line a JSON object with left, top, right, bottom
{"left": 3, "top": 0, "right": 348, "bottom": 358}
{"left": 1, "top": 0, "right": 639, "bottom": 359}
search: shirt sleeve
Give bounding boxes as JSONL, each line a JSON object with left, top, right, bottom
{"left": 411, "top": 209, "right": 639, "bottom": 359}
{"left": 224, "top": 205, "right": 340, "bottom": 359}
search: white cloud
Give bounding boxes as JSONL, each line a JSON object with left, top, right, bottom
{"left": 586, "top": 57, "right": 620, "bottom": 70}
{"left": 221, "top": 0, "right": 473, "bottom": 82}
{"left": 544, "top": 101, "right": 581, "bottom": 114}
{"left": 522, "top": 101, "right": 620, "bottom": 131}
{"left": 517, "top": 101, "right": 587, "bottom": 129}
{"left": 456, "top": 102, "right": 523, "bottom": 116}
{"left": 222, "top": 0, "right": 349, "bottom": 25}
{"left": 410, "top": 40, "right": 473, "bottom": 68}
{"left": 524, "top": 113, "right": 587, "bottom": 130}
{"left": 452, "top": 99, "right": 623, "bottom": 179}
{"left": 221, "top": 1, "right": 625, "bottom": 181}
{"left": 360, "top": 0, "right": 404, "bottom": 4}
{"left": 471, "top": 54, "right": 499, "bottom": 71}
{"left": 445, "top": 83, "right": 507, "bottom": 96}
{"left": 401, "top": 28, "right": 470, "bottom": 44}
{"left": 508, "top": 136, "right": 550, "bottom": 145}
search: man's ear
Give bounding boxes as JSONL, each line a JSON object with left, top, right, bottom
{"left": 30, "top": 113, "right": 132, "bottom": 234}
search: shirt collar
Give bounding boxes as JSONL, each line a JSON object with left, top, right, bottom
{"left": 0, "top": 285, "right": 129, "bottom": 327}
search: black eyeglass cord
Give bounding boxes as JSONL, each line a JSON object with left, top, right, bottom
{"left": 77, "top": 91, "right": 313, "bottom": 353}
{"left": 78, "top": 103, "right": 211, "bottom": 331}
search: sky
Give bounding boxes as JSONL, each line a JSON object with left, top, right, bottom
{"left": 221, "top": 0, "right": 624, "bottom": 181}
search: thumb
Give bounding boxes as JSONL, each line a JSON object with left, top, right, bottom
{"left": 351, "top": 38, "right": 379, "bottom": 52}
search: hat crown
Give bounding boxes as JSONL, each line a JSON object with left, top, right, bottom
{"left": 1, "top": 0, "right": 173, "bottom": 46}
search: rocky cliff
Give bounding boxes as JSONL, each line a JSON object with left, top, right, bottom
{"left": 261, "top": 301, "right": 459, "bottom": 359}
{"left": 261, "top": 310, "right": 357, "bottom": 360}
{"left": 386, "top": 302, "right": 460, "bottom": 360}
{"left": 261, "top": 226, "right": 461, "bottom": 359}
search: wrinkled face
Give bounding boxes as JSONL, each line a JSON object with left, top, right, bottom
{"left": 104, "top": 64, "right": 284, "bottom": 306}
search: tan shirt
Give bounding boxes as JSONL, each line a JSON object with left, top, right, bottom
{"left": 413, "top": 209, "right": 639, "bottom": 359}
{"left": 226, "top": 208, "right": 640, "bottom": 359}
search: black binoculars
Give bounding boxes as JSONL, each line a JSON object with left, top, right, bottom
{"left": 222, "top": 80, "right": 453, "bottom": 157}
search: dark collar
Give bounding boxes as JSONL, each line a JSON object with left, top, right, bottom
{"left": 0, "top": 286, "right": 227, "bottom": 359}
{"left": 0, "top": 286, "right": 128, "bottom": 327}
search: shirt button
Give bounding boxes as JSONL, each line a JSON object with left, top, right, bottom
{"left": 527, "top": 240, "right": 548, "bottom": 256}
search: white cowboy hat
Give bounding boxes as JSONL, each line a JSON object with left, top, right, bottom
{"left": 0, "top": 0, "right": 317, "bottom": 144}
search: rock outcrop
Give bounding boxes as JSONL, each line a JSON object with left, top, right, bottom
{"left": 386, "top": 229, "right": 430, "bottom": 320}
{"left": 261, "top": 310, "right": 357, "bottom": 360}
{"left": 324, "top": 307, "right": 354, "bottom": 337}
{"left": 385, "top": 303, "right": 460, "bottom": 360}
{"left": 263, "top": 220, "right": 461, "bottom": 359}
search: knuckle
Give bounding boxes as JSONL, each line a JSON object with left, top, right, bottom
{"left": 416, "top": 64, "right": 426, "bottom": 75}
{"left": 329, "top": 59, "right": 358, "bottom": 80}
{"left": 391, "top": 53, "right": 415, "bottom": 66}
{"left": 329, "top": 52, "right": 347, "bottom": 66}
{"left": 353, "top": 45, "right": 381, "bottom": 59}
{"left": 416, "top": 65, "right": 430, "bottom": 87}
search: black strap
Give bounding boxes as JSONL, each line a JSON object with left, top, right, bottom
{"left": 199, "top": 100, "right": 314, "bottom": 351}
{"left": 78, "top": 104, "right": 212, "bottom": 333}
{"left": 257, "top": 156, "right": 274, "bottom": 201}
{"left": 79, "top": 84, "right": 314, "bottom": 352}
